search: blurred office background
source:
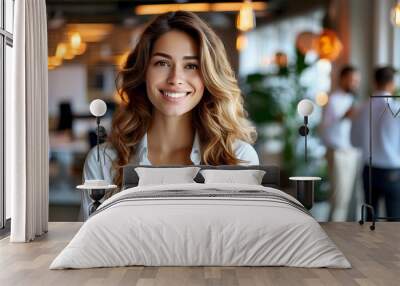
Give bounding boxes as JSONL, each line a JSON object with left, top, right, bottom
{"left": 42, "top": 0, "right": 400, "bottom": 222}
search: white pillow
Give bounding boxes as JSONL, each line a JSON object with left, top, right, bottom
{"left": 200, "top": 169, "right": 266, "bottom": 185}
{"left": 135, "top": 167, "right": 201, "bottom": 186}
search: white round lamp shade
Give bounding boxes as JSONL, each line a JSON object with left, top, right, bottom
{"left": 297, "top": 99, "right": 314, "bottom": 117}
{"left": 89, "top": 99, "right": 107, "bottom": 117}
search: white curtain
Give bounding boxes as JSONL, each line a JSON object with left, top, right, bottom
{"left": 7, "top": 0, "right": 49, "bottom": 242}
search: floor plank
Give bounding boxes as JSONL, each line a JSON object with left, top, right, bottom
{"left": 0, "top": 222, "right": 399, "bottom": 286}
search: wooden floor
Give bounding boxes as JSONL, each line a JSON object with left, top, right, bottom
{"left": 0, "top": 222, "right": 399, "bottom": 286}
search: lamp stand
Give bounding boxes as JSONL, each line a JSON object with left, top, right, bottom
{"left": 88, "top": 188, "right": 106, "bottom": 215}
{"left": 304, "top": 116, "right": 308, "bottom": 163}
{"left": 96, "top": 117, "right": 100, "bottom": 161}
{"left": 298, "top": 116, "right": 309, "bottom": 163}
{"left": 95, "top": 117, "right": 107, "bottom": 162}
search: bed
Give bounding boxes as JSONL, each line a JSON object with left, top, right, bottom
{"left": 50, "top": 165, "right": 350, "bottom": 269}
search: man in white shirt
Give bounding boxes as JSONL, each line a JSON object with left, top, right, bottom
{"left": 320, "top": 65, "right": 362, "bottom": 221}
{"left": 351, "top": 66, "right": 400, "bottom": 221}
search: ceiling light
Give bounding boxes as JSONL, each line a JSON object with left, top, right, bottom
{"left": 66, "top": 24, "right": 113, "bottom": 42}
{"left": 316, "top": 92, "right": 329, "bottom": 107}
{"left": 70, "top": 32, "right": 81, "bottom": 49}
{"left": 236, "top": 0, "right": 256, "bottom": 32}
{"left": 236, "top": 33, "right": 248, "bottom": 51}
{"left": 135, "top": 2, "right": 267, "bottom": 15}
{"left": 391, "top": 1, "right": 400, "bottom": 27}
{"left": 55, "top": 43, "right": 67, "bottom": 59}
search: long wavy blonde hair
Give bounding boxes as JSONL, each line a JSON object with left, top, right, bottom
{"left": 109, "top": 11, "right": 257, "bottom": 187}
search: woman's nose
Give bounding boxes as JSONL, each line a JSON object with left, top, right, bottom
{"left": 167, "top": 66, "right": 184, "bottom": 85}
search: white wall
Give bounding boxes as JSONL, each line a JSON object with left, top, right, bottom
{"left": 48, "top": 64, "right": 88, "bottom": 117}
{"left": 349, "top": 0, "right": 374, "bottom": 98}
{"left": 347, "top": 0, "right": 399, "bottom": 97}
{"left": 373, "top": 0, "right": 400, "bottom": 86}
{"left": 373, "top": 0, "right": 395, "bottom": 66}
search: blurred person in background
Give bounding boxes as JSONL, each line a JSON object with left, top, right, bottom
{"left": 320, "top": 65, "right": 362, "bottom": 221}
{"left": 351, "top": 66, "right": 400, "bottom": 221}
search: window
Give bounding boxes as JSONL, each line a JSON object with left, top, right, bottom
{"left": 5, "top": 0, "right": 13, "bottom": 33}
{"left": 239, "top": 10, "right": 324, "bottom": 76}
{"left": 1, "top": 0, "right": 14, "bottom": 229}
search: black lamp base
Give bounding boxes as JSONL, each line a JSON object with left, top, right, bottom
{"left": 298, "top": 116, "right": 309, "bottom": 163}
{"left": 295, "top": 180, "right": 314, "bottom": 210}
{"left": 88, "top": 189, "right": 106, "bottom": 215}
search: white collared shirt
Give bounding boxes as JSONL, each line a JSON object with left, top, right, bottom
{"left": 351, "top": 91, "right": 400, "bottom": 168}
{"left": 320, "top": 89, "right": 355, "bottom": 149}
{"left": 80, "top": 132, "right": 259, "bottom": 220}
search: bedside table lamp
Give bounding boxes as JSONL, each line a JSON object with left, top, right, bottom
{"left": 290, "top": 99, "right": 320, "bottom": 210}
{"left": 297, "top": 99, "right": 314, "bottom": 163}
{"left": 89, "top": 99, "right": 107, "bottom": 161}
{"left": 76, "top": 99, "right": 116, "bottom": 215}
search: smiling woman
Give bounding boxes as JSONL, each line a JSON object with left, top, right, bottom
{"left": 81, "top": 11, "right": 259, "bottom": 220}
{"left": 145, "top": 30, "right": 205, "bottom": 118}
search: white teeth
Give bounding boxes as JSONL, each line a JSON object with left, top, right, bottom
{"left": 163, "top": 91, "right": 188, "bottom": 98}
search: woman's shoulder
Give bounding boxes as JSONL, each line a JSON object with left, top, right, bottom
{"left": 233, "top": 140, "right": 259, "bottom": 165}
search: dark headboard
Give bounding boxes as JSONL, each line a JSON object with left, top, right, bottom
{"left": 122, "top": 165, "right": 280, "bottom": 190}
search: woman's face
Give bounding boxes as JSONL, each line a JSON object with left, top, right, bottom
{"left": 145, "top": 30, "right": 205, "bottom": 117}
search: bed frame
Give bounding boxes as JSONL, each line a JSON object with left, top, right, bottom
{"left": 122, "top": 165, "right": 280, "bottom": 189}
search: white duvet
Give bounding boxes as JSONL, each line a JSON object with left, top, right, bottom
{"left": 50, "top": 183, "right": 351, "bottom": 269}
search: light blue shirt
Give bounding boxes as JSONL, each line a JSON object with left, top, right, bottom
{"left": 351, "top": 92, "right": 400, "bottom": 168}
{"left": 320, "top": 89, "right": 354, "bottom": 149}
{"left": 80, "top": 132, "right": 259, "bottom": 220}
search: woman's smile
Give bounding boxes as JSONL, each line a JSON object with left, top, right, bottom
{"left": 159, "top": 89, "right": 192, "bottom": 103}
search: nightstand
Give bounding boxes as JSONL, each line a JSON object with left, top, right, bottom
{"left": 289, "top": 177, "right": 321, "bottom": 210}
{"left": 77, "top": 184, "right": 117, "bottom": 215}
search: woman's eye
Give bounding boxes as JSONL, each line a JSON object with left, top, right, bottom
{"left": 155, "top": 60, "right": 169, "bottom": 67}
{"left": 185, "top": 63, "right": 198, "bottom": 70}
